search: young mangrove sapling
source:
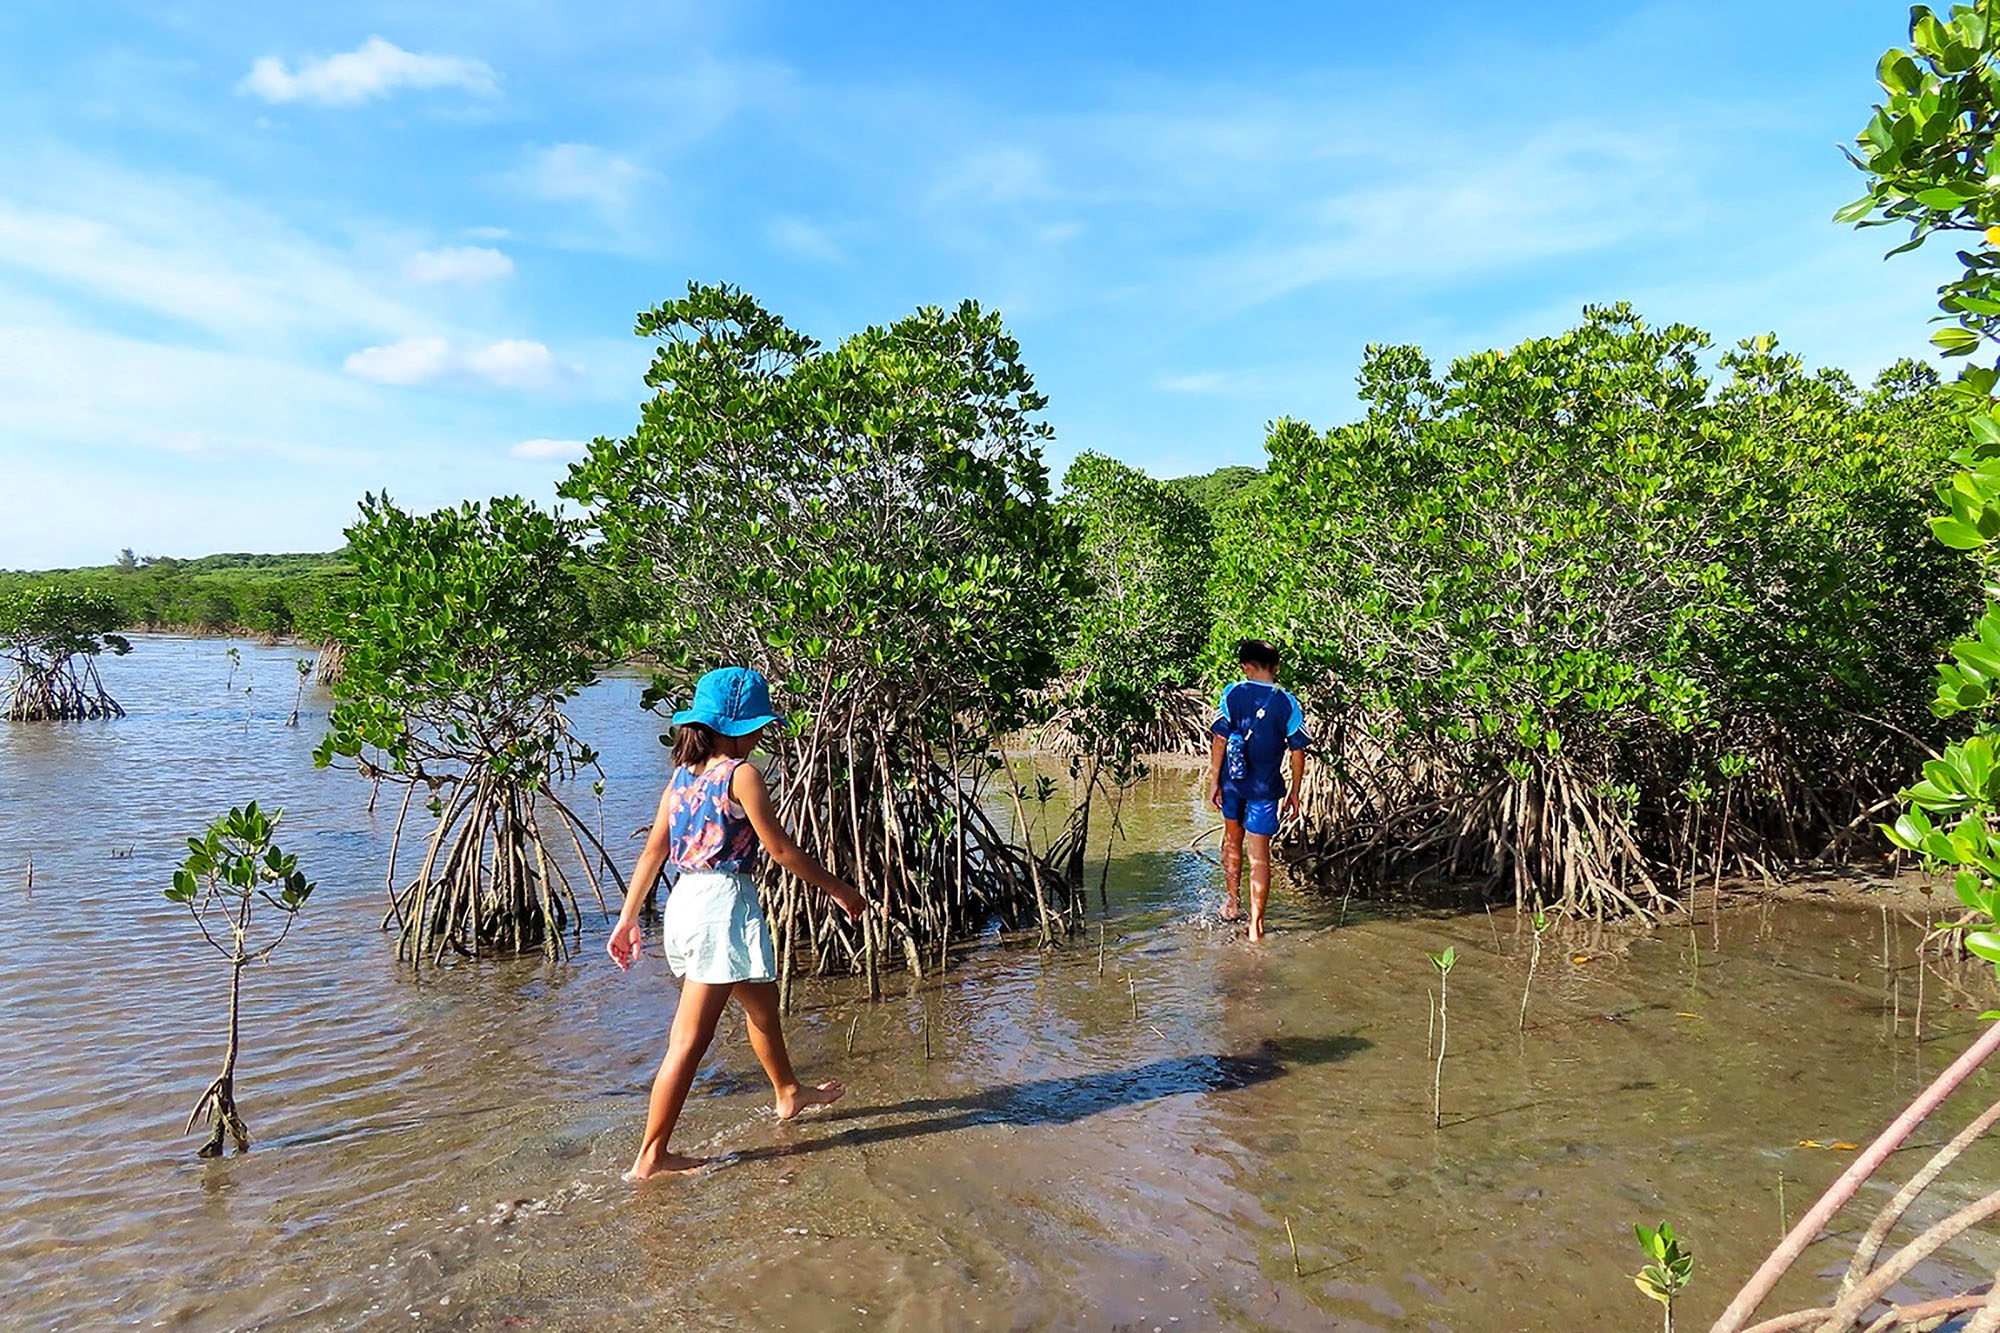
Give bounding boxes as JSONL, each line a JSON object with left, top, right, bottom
{"left": 287, "top": 657, "right": 310, "bottom": 728}
{"left": 164, "top": 802, "right": 314, "bottom": 1157}
{"left": 1633, "top": 1221, "right": 1693, "bottom": 1333}
{"left": 1429, "top": 945, "right": 1456, "bottom": 1128}
{"left": 1519, "top": 908, "right": 1553, "bottom": 1032}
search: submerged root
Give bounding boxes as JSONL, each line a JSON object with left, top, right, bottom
{"left": 762, "top": 719, "right": 1073, "bottom": 1008}
{"left": 1279, "top": 714, "right": 1912, "bottom": 919}
{"left": 310, "top": 640, "right": 345, "bottom": 686}
{"left": 185, "top": 1074, "right": 249, "bottom": 1158}
{"left": 3, "top": 658, "right": 123, "bottom": 721}
{"left": 381, "top": 776, "right": 623, "bottom": 966}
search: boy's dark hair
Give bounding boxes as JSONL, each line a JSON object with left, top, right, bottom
{"left": 671, "top": 721, "right": 721, "bottom": 769}
{"left": 1237, "top": 638, "right": 1281, "bottom": 671}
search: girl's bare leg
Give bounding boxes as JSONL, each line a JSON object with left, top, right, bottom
{"left": 627, "top": 979, "right": 734, "bottom": 1180}
{"left": 1246, "top": 832, "right": 1273, "bottom": 943}
{"left": 1220, "top": 819, "right": 1245, "bottom": 921}
{"left": 735, "top": 980, "right": 844, "bottom": 1119}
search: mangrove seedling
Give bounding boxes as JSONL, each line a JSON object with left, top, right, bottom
{"left": 225, "top": 645, "right": 241, "bottom": 691}
{"left": 1633, "top": 1221, "right": 1693, "bottom": 1333}
{"left": 286, "top": 658, "right": 310, "bottom": 728}
{"left": 0, "top": 585, "right": 131, "bottom": 721}
{"left": 1429, "top": 945, "right": 1456, "bottom": 1128}
{"left": 1519, "top": 908, "right": 1553, "bottom": 1033}
{"left": 164, "top": 802, "right": 314, "bottom": 1157}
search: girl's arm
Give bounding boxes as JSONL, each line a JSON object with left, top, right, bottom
{"left": 607, "top": 784, "right": 677, "bottom": 970}
{"left": 732, "top": 762, "right": 865, "bottom": 920}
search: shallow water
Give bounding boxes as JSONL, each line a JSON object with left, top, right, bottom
{"left": 4, "top": 635, "right": 1999, "bottom": 1331}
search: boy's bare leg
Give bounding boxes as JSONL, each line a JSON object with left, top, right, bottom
{"left": 1246, "top": 832, "right": 1273, "bottom": 943}
{"left": 1220, "top": 819, "right": 1245, "bottom": 921}
{"left": 736, "top": 980, "right": 844, "bottom": 1119}
{"left": 628, "top": 979, "right": 734, "bottom": 1180}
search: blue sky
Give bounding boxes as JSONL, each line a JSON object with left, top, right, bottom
{"left": 0, "top": 0, "right": 1961, "bottom": 568}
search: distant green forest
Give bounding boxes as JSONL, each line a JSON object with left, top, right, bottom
{"left": 1162, "top": 465, "right": 1267, "bottom": 517}
{"left": 0, "top": 466, "right": 1264, "bottom": 638}
{"left": 0, "top": 550, "right": 354, "bottom": 637}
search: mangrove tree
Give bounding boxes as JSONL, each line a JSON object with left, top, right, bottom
{"left": 314, "top": 493, "right": 622, "bottom": 964}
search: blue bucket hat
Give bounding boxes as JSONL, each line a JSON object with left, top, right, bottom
{"left": 672, "top": 666, "right": 783, "bottom": 737}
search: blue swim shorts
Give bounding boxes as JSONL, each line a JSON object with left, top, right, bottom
{"left": 1219, "top": 792, "right": 1280, "bottom": 837}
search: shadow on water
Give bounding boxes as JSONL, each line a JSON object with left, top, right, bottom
{"left": 730, "top": 1033, "right": 1370, "bottom": 1164}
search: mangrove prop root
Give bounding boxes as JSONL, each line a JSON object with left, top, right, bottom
{"left": 1740, "top": 1294, "right": 1989, "bottom": 1333}
{"left": 1841, "top": 1095, "right": 2000, "bottom": 1294}
{"left": 1029, "top": 682, "right": 1211, "bottom": 757}
{"left": 1964, "top": 1277, "right": 2000, "bottom": 1333}
{"left": 1816, "top": 1189, "right": 2000, "bottom": 1332}
{"left": 1711, "top": 1018, "right": 2000, "bottom": 1333}
{"left": 3, "top": 654, "right": 123, "bottom": 722}
{"left": 185, "top": 1073, "right": 248, "bottom": 1158}
{"left": 755, "top": 720, "right": 1071, "bottom": 1007}
{"left": 379, "top": 772, "right": 621, "bottom": 965}
{"left": 1281, "top": 712, "right": 1914, "bottom": 920}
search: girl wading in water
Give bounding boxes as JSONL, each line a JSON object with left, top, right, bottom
{"left": 608, "top": 666, "right": 865, "bottom": 1180}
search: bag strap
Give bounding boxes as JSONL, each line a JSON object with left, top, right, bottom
{"left": 1234, "top": 682, "right": 1278, "bottom": 736}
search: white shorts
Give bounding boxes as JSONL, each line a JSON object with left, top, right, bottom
{"left": 661, "top": 869, "right": 777, "bottom": 985}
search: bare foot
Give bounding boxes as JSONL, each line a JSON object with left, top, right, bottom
{"left": 623, "top": 1151, "right": 708, "bottom": 1181}
{"left": 1247, "top": 921, "right": 1265, "bottom": 944}
{"left": 1220, "top": 895, "right": 1242, "bottom": 923}
{"left": 775, "top": 1079, "right": 845, "bottom": 1121}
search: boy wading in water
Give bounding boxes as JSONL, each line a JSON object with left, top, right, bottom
{"left": 608, "top": 666, "right": 866, "bottom": 1179}
{"left": 1206, "top": 639, "right": 1311, "bottom": 943}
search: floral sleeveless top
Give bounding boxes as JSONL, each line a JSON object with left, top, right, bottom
{"left": 664, "top": 758, "right": 760, "bottom": 873}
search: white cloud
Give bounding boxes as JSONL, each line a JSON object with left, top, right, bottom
{"left": 344, "top": 336, "right": 566, "bottom": 389}
{"left": 241, "top": 37, "right": 496, "bottom": 107}
{"left": 0, "top": 161, "right": 419, "bottom": 343}
{"left": 464, "top": 225, "right": 511, "bottom": 240}
{"left": 1196, "top": 126, "right": 1694, "bottom": 313}
{"left": 932, "top": 147, "right": 1052, "bottom": 205}
{"left": 766, "top": 216, "right": 844, "bottom": 264}
{"left": 404, "top": 245, "right": 513, "bottom": 283}
{"left": 1154, "top": 372, "right": 1230, "bottom": 394}
{"left": 0, "top": 317, "right": 379, "bottom": 462}
{"left": 510, "top": 438, "right": 587, "bottom": 460}
{"left": 342, "top": 337, "right": 456, "bottom": 385}
{"left": 509, "top": 143, "right": 651, "bottom": 218}
{"left": 465, "top": 339, "right": 562, "bottom": 387}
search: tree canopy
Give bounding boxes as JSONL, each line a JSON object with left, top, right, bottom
{"left": 0, "top": 584, "right": 132, "bottom": 720}
{"left": 1211, "top": 305, "right": 1969, "bottom": 914}
{"left": 563, "top": 283, "right": 1088, "bottom": 992}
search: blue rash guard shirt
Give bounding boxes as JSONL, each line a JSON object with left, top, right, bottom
{"left": 1211, "top": 681, "right": 1312, "bottom": 802}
